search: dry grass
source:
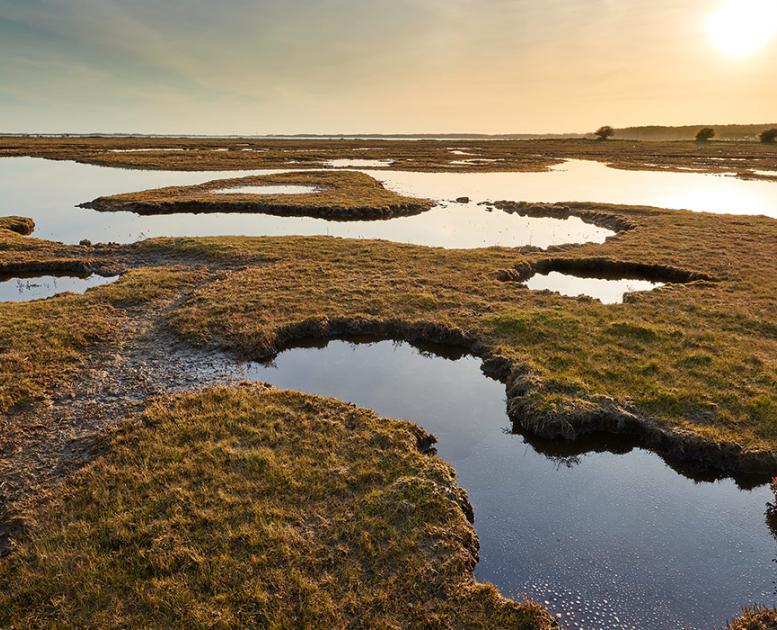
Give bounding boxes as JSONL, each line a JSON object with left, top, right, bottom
{"left": 0, "top": 256, "right": 205, "bottom": 414}
{"left": 143, "top": 202, "right": 777, "bottom": 460}
{"left": 1, "top": 135, "right": 775, "bottom": 178}
{"left": 82, "top": 170, "right": 433, "bottom": 220}
{"left": 0, "top": 385, "right": 555, "bottom": 629}
{"left": 2, "top": 193, "right": 777, "bottom": 462}
{"left": 0, "top": 217, "right": 94, "bottom": 272}
{"left": 724, "top": 607, "right": 777, "bottom": 629}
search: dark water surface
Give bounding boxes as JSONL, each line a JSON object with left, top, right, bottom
{"left": 235, "top": 338, "right": 775, "bottom": 630}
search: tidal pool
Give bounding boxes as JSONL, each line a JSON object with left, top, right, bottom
{"left": 0, "top": 273, "right": 119, "bottom": 302}
{"left": 325, "top": 158, "right": 394, "bottom": 168}
{"left": 232, "top": 337, "right": 775, "bottom": 630}
{"left": 107, "top": 148, "right": 186, "bottom": 152}
{"left": 525, "top": 271, "right": 665, "bottom": 304}
{"left": 212, "top": 184, "right": 319, "bottom": 195}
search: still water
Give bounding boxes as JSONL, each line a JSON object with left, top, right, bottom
{"left": 0, "top": 157, "right": 611, "bottom": 249}
{"left": 212, "top": 184, "right": 320, "bottom": 195}
{"left": 364, "top": 158, "right": 777, "bottom": 217}
{"left": 525, "top": 271, "right": 665, "bottom": 304}
{"left": 0, "top": 273, "right": 119, "bottom": 302}
{"left": 236, "top": 338, "right": 775, "bottom": 630}
{"left": 3, "top": 157, "right": 777, "bottom": 250}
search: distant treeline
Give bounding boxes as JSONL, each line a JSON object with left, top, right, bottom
{"left": 614, "top": 124, "right": 777, "bottom": 141}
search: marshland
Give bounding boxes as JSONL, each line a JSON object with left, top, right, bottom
{"left": 1, "top": 132, "right": 776, "bottom": 629}
{"left": 3, "top": 1, "right": 777, "bottom": 628}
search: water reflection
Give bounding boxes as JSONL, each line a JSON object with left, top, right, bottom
{"left": 525, "top": 270, "right": 664, "bottom": 304}
{"left": 0, "top": 158, "right": 612, "bottom": 248}
{"left": 325, "top": 158, "right": 393, "bottom": 168}
{"left": 366, "top": 159, "right": 777, "bottom": 216}
{"left": 212, "top": 184, "right": 319, "bottom": 195}
{"left": 234, "top": 337, "right": 775, "bottom": 630}
{"left": 0, "top": 273, "right": 119, "bottom": 302}
{"left": 2, "top": 156, "right": 777, "bottom": 249}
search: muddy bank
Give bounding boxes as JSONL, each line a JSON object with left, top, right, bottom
{"left": 200, "top": 314, "right": 777, "bottom": 479}
{"left": 493, "top": 201, "right": 636, "bottom": 236}
{"left": 496, "top": 256, "right": 717, "bottom": 285}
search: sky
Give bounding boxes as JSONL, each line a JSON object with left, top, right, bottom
{"left": 1, "top": 0, "right": 776, "bottom": 134}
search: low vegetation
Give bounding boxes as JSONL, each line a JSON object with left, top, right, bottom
{"left": 761, "top": 129, "right": 777, "bottom": 145}
{"left": 696, "top": 127, "right": 716, "bottom": 142}
{"left": 1, "top": 135, "right": 775, "bottom": 179}
{"left": 1, "top": 134, "right": 777, "bottom": 626}
{"left": 723, "top": 607, "right": 777, "bottom": 629}
{"left": 145, "top": 201, "right": 777, "bottom": 470}
{"left": 0, "top": 386, "right": 555, "bottom": 629}
{"left": 81, "top": 171, "right": 433, "bottom": 220}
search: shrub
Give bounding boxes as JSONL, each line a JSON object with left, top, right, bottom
{"left": 760, "top": 128, "right": 777, "bottom": 144}
{"left": 696, "top": 127, "right": 715, "bottom": 142}
{"left": 594, "top": 126, "right": 615, "bottom": 141}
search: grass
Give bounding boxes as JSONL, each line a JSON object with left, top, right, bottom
{"left": 0, "top": 386, "right": 555, "bottom": 629}
{"left": 81, "top": 170, "right": 433, "bottom": 220}
{"left": 3, "top": 194, "right": 777, "bottom": 458}
{"left": 1, "top": 139, "right": 777, "bottom": 625}
{"left": 0, "top": 260, "right": 205, "bottom": 415}
{"left": 723, "top": 607, "right": 777, "bottom": 629}
{"left": 143, "top": 201, "right": 777, "bottom": 458}
{"left": 2, "top": 135, "right": 775, "bottom": 178}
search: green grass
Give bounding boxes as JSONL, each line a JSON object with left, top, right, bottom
{"left": 145, "top": 201, "right": 777, "bottom": 454}
{"left": 0, "top": 386, "right": 555, "bottom": 629}
{"left": 0, "top": 265, "right": 204, "bottom": 414}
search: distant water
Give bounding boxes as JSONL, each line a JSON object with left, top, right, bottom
{"left": 0, "top": 157, "right": 612, "bottom": 248}
{"left": 1, "top": 156, "right": 776, "bottom": 249}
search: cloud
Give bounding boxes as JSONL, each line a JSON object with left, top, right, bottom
{"left": 1, "top": 0, "right": 775, "bottom": 133}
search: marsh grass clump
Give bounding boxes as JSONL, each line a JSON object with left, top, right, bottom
{"left": 0, "top": 386, "right": 556, "bottom": 629}
{"left": 80, "top": 171, "right": 433, "bottom": 220}
{"left": 723, "top": 606, "right": 777, "bottom": 629}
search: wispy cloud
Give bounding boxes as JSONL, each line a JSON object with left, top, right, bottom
{"left": 1, "top": 0, "right": 775, "bottom": 133}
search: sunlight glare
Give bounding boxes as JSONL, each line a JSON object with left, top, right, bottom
{"left": 707, "top": 0, "right": 777, "bottom": 58}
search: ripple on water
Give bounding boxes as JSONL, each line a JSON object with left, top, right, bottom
{"left": 210, "top": 338, "right": 775, "bottom": 630}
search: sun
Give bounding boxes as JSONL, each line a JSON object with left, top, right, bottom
{"left": 707, "top": 0, "right": 777, "bottom": 58}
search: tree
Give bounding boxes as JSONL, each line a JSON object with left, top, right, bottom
{"left": 760, "top": 128, "right": 777, "bottom": 144}
{"left": 696, "top": 127, "right": 715, "bottom": 142}
{"left": 594, "top": 126, "right": 614, "bottom": 141}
